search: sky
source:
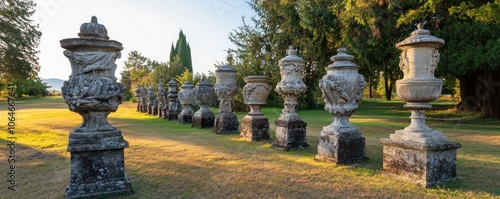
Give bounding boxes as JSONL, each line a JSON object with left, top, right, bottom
{"left": 34, "top": 0, "right": 256, "bottom": 80}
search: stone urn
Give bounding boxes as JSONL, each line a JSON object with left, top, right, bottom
{"left": 192, "top": 79, "right": 215, "bottom": 128}
{"left": 147, "top": 86, "right": 156, "bottom": 115}
{"left": 157, "top": 79, "right": 166, "bottom": 118}
{"left": 134, "top": 85, "right": 141, "bottom": 112}
{"left": 213, "top": 64, "right": 239, "bottom": 134}
{"left": 178, "top": 81, "right": 195, "bottom": 124}
{"left": 140, "top": 85, "right": 148, "bottom": 113}
{"left": 315, "top": 48, "right": 367, "bottom": 164}
{"left": 60, "top": 16, "right": 132, "bottom": 198}
{"left": 272, "top": 46, "right": 309, "bottom": 150}
{"left": 166, "top": 79, "right": 181, "bottom": 120}
{"left": 241, "top": 76, "right": 272, "bottom": 141}
{"left": 381, "top": 23, "right": 461, "bottom": 187}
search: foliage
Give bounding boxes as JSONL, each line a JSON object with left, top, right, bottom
{"left": 0, "top": 0, "right": 41, "bottom": 83}
{"left": 169, "top": 30, "right": 193, "bottom": 72}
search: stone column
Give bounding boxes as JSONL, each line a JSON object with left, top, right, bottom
{"left": 381, "top": 23, "right": 461, "bottom": 187}
{"left": 134, "top": 85, "right": 141, "bottom": 112}
{"left": 60, "top": 16, "right": 132, "bottom": 198}
{"left": 241, "top": 76, "right": 272, "bottom": 141}
{"left": 213, "top": 65, "right": 239, "bottom": 134}
{"left": 178, "top": 81, "right": 195, "bottom": 124}
{"left": 157, "top": 79, "right": 166, "bottom": 118}
{"left": 315, "top": 48, "right": 367, "bottom": 164}
{"left": 166, "top": 79, "right": 181, "bottom": 120}
{"left": 272, "top": 46, "right": 309, "bottom": 150}
{"left": 147, "top": 86, "right": 156, "bottom": 115}
{"left": 192, "top": 80, "right": 215, "bottom": 128}
{"left": 140, "top": 85, "right": 148, "bottom": 113}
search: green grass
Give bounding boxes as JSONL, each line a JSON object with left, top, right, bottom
{"left": 0, "top": 96, "right": 498, "bottom": 198}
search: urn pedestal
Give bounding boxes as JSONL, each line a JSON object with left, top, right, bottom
{"left": 147, "top": 86, "right": 156, "bottom": 115}
{"left": 272, "top": 46, "right": 309, "bottom": 150}
{"left": 192, "top": 80, "right": 215, "bottom": 128}
{"left": 166, "top": 79, "right": 182, "bottom": 120}
{"left": 213, "top": 65, "right": 239, "bottom": 134}
{"left": 157, "top": 80, "right": 166, "bottom": 118}
{"left": 381, "top": 24, "right": 461, "bottom": 187}
{"left": 241, "top": 76, "right": 272, "bottom": 141}
{"left": 315, "top": 48, "right": 367, "bottom": 164}
{"left": 140, "top": 86, "right": 148, "bottom": 113}
{"left": 134, "top": 86, "right": 141, "bottom": 112}
{"left": 60, "top": 16, "right": 132, "bottom": 198}
{"left": 178, "top": 81, "right": 195, "bottom": 124}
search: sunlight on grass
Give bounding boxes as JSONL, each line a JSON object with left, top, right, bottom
{"left": 0, "top": 96, "right": 498, "bottom": 198}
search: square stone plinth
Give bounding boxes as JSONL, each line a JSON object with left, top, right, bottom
{"left": 316, "top": 127, "right": 366, "bottom": 164}
{"left": 166, "top": 110, "right": 180, "bottom": 120}
{"left": 381, "top": 138, "right": 461, "bottom": 187}
{"left": 178, "top": 113, "right": 193, "bottom": 124}
{"left": 66, "top": 146, "right": 132, "bottom": 198}
{"left": 192, "top": 111, "right": 215, "bottom": 128}
{"left": 213, "top": 113, "right": 239, "bottom": 134}
{"left": 240, "top": 116, "right": 270, "bottom": 141}
{"left": 272, "top": 118, "right": 309, "bottom": 151}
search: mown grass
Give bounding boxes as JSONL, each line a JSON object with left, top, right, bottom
{"left": 0, "top": 96, "right": 498, "bottom": 198}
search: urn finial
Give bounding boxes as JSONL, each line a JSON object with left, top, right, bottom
{"left": 287, "top": 45, "right": 297, "bottom": 56}
{"left": 78, "top": 15, "right": 109, "bottom": 40}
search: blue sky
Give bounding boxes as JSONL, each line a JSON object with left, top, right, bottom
{"left": 34, "top": 0, "right": 256, "bottom": 80}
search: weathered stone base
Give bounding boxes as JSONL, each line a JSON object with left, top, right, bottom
{"left": 161, "top": 108, "right": 168, "bottom": 119}
{"left": 178, "top": 113, "right": 193, "bottom": 124}
{"left": 192, "top": 111, "right": 215, "bottom": 128}
{"left": 240, "top": 116, "right": 270, "bottom": 141}
{"left": 316, "top": 126, "right": 366, "bottom": 164}
{"left": 166, "top": 110, "right": 180, "bottom": 121}
{"left": 272, "top": 118, "right": 309, "bottom": 151}
{"left": 213, "top": 113, "right": 239, "bottom": 134}
{"left": 66, "top": 131, "right": 133, "bottom": 198}
{"left": 141, "top": 105, "right": 147, "bottom": 113}
{"left": 381, "top": 138, "right": 461, "bottom": 187}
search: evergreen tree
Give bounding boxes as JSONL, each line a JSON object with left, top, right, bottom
{"left": 169, "top": 30, "right": 193, "bottom": 73}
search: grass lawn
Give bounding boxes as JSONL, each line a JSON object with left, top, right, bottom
{"left": 0, "top": 96, "right": 498, "bottom": 198}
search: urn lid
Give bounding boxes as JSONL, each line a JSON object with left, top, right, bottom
{"left": 60, "top": 16, "right": 123, "bottom": 51}
{"left": 197, "top": 79, "right": 213, "bottom": 87}
{"left": 78, "top": 16, "right": 109, "bottom": 40}
{"left": 167, "top": 79, "right": 178, "bottom": 86}
{"left": 244, "top": 76, "right": 269, "bottom": 83}
{"left": 180, "top": 81, "right": 194, "bottom": 89}
{"left": 280, "top": 45, "right": 304, "bottom": 62}
{"left": 327, "top": 48, "right": 359, "bottom": 70}
{"left": 216, "top": 64, "right": 237, "bottom": 73}
{"left": 396, "top": 23, "right": 444, "bottom": 49}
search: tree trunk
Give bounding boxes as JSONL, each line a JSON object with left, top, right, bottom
{"left": 457, "top": 69, "right": 500, "bottom": 119}
{"left": 384, "top": 72, "right": 392, "bottom": 100}
{"left": 368, "top": 75, "right": 373, "bottom": 98}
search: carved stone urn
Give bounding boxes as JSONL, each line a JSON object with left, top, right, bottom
{"left": 134, "top": 85, "right": 141, "bottom": 112}
{"left": 241, "top": 76, "right": 272, "bottom": 141}
{"left": 381, "top": 23, "right": 461, "bottom": 187}
{"left": 60, "top": 16, "right": 132, "bottom": 198}
{"left": 192, "top": 79, "right": 215, "bottom": 128}
{"left": 166, "top": 79, "right": 181, "bottom": 120}
{"left": 272, "top": 46, "right": 309, "bottom": 150}
{"left": 140, "top": 85, "right": 148, "bottom": 113}
{"left": 315, "top": 48, "right": 367, "bottom": 164}
{"left": 157, "top": 79, "right": 166, "bottom": 118}
{"left": 213, "top": 65, "right": 239, "bottom": 134}
{"left": 147, "top": 86, "right": 156, "bottom": 115}
{"left": 178, "top": 81, "right": 195, "bottom": 124}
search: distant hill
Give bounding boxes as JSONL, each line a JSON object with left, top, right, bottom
{"left": 43, "top": 78, "right": 65, "bottom": 91}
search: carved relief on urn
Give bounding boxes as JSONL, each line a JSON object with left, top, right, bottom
{"left": 60, "top": 16, "right": 132, "bottom": 198}
{"left": 178, "top": 81, "right": 195, "bottom": 124}
{"left": 316, "top": 48, "right": 367, "bottom": 164}
{"left": 381, "top": 23, "right": 461, "bottom": 187}
{"left": 213, "top": 64, "right": 239, "bottom": 134}
{"left": 241, "top": 76, "right": 272, "bottom": 141}
{"left": 192, "top": 79, "right": 215, "bottom": 128}
{"left": 272, "top": 46, "right": 309, "bottom": 150}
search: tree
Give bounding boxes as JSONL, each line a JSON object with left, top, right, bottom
{"left": 120, "top": 51, "right": 152, "bottom": 100}
{"left": 0, "top": 0, "right": 42, "bottom": 83}
{"left": 169, "top": 30, "right": 193, "bottom": 72}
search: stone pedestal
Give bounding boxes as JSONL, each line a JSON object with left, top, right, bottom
{"left": 178, "top": 112, "right": 193, "bottom": 124}
{"left": 60, "top": 16, "right": 132, "bottom": 198}
{"left": 192, "top": 111, "right": 215, "bottom": 128}
{"left": 166, "top": 80, "right": 181, "bottom": 121}
{"left": 192, "top": 80, "right": 216, "bottom": 128}
{"left": 381, "top": 23, "right": 461, "bottom": 187}
{"left": 272, "top": 46, "right": 308, "bottom": 150}
{"left": 381, "top": 139, "right": 461, "bottom": 187}
{"left": 213, "top": 113, "right": 239, "bottom": 133}
{"left": 157, "top": 79, "right": 166, "bottom": 118}
{"left": 241, "top": 116, "right": 269, "bottom": 141}
{"left": 316, "top": 126, "right": 366, "bottom": 164}
{"left": 272, "top": 117, "right": 309, "bottom": 150}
